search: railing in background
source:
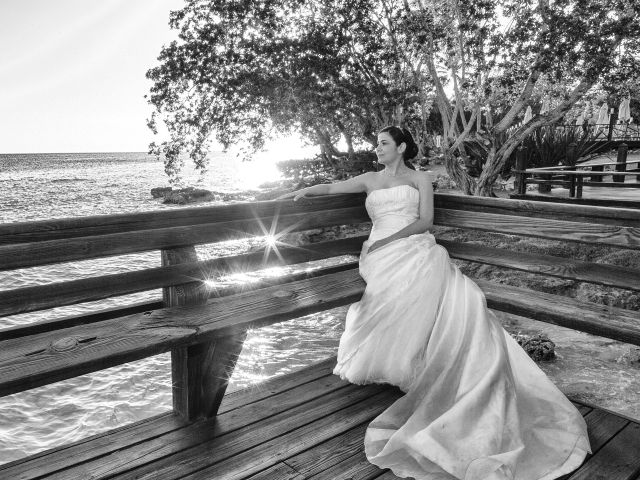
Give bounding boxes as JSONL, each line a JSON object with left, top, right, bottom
{"left": 514, "top": 142, "right": 640, "bottom": 199}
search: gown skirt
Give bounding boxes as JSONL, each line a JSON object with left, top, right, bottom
{"left": 332, "top": 185, "right": 590, "bottom": 480}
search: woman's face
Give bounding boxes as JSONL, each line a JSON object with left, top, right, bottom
{"left": 376, "top": 132, "right": 403, "bottom": 165}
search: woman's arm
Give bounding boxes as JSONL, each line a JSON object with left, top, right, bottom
{"left": 277, "top": 172, "right": 373, "bottom": 201}
{"left": 368, "top": 172, "right": 434, "bottom": 253}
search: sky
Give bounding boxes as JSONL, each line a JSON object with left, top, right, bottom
{"left": 0, "top": 0, "right": 185, "bottom": 154}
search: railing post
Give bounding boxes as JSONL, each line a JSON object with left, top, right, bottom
{"left": 515, "top": 146, "right": 527, "bottom": 195}
{"left": 566, "top": 142, "right": 577, "bottom": 167}
{"left": 566, "top": 142, "right": 577, "bottom": 196}
{"left": 537, "top": 174, "right": 552, "bottom": 193}
{"left": 613, "top": 143, "right": 628, "bottom": 183}
{"left": 163, "top": 246, "right": 247, "bottom": 421}
{"left": 607, "top": 111, "right": 616, "bottom": 142}
{"left": 569, "top": 174, "right": 576, "bottom": 197}
{"left": 591, "top": 164, "right": 604, "bottom": 183}
{"left": 576, "top": 176, "right": 584, "bottom": 199}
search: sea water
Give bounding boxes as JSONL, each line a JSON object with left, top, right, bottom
{"left": 0, "top": 152, "right": 639, "bottom": 464}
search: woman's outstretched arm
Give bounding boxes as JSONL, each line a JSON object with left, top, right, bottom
{"left": 277, "top": 172, "right": 373, "bottom": 201}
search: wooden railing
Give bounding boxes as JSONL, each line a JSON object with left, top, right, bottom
{"left": 514, "top": 142, "right": 640, "bottom": 199}
{"left": 0, "top": 193, "right": 639, "bottom": 460}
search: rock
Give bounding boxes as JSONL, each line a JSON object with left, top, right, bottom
{"left": 616, "top": 347, "right": 640, "bottom": 366}
{"left": 575, "top": 283, "right": 640, "bottom": 310}
{"left": 513, "top": 333, "right": 556, "bottom": 361}
{"left": 162, "top": 187, "right": 216, "bottom": 205}
{"left": 150, "top": 187, "right": 172, "bottom": 198}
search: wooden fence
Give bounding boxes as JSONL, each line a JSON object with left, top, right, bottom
{"left": 514, "top": 142, "right": 640, "bottom": 200}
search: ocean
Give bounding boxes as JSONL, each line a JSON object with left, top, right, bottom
{"left": 1, "top": 152, "right": 639, "bottom": 464}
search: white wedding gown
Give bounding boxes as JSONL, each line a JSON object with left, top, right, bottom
{"left": 333, "top": 184, "right": 591, "bottom": 480}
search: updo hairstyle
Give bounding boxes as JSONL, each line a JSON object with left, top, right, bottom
{"left": 378, "top": 126, "right": 418, "bottom": 170}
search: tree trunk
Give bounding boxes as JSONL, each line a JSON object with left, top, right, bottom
{"left": 444, "top": 154, "right": 475, "bottom": 195}
{"left": 473, "top": 147, "right": 502, "bottom": 197}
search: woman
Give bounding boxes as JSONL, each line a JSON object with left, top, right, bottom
{"left": 278, "top": 126, "right": 590, "bottom": 479}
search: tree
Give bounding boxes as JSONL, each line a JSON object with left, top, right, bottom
{"left": 148, "top": 0, "right": 640, "bottom": 195}
{"left": 402, "top": 0, "right": 640, "bottom": 195}
{"left": 147, "top": 0, "right": 435, "bottom": 183}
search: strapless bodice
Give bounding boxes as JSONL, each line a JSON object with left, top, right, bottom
{"left": 366, "top": 184, "right": 419, "bottom": 243}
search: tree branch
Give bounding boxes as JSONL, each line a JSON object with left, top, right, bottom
{"left": 493, "top": 56, "right": 545, "bottom": 133}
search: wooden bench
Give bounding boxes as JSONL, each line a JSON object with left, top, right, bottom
{"left": 0, "top": 193, "right": 639, "bottom": 479}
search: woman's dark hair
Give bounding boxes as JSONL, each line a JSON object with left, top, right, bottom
{"left": 378, "top": 126, "right": 418, "bottom": 169}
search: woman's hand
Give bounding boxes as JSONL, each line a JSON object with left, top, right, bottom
{"left": 276, "top": 189, "right": 308, "bottom": 201}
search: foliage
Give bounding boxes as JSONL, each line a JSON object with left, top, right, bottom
{"left": 146, "top": 0, "right": 435, "bottom": 183}
{"left": 147, "top": 0, "right": 640, "bottom": 194}
{"left": 519, "top": 125, "right": 612, "bottom": 169}
{"left": 277, "top": 151, "right": 377, "bottom": 187}
{"left": 402, "top": 0, "right": 640, "bottom": 195}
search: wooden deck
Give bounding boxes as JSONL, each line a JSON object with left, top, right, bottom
{"left": 3, "top": 356, "right": 640, "bottom": 480}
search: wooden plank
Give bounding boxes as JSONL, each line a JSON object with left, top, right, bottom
{"left": 0, "top": 412, "right": 183, "bottom": 480}
{"left": 219, "top": 357, "right": 338, "bottom": 413}
{"left": 0, "top": 237, "right": 365, "bottom": 318}
{"left": 0, "top": 300, "right": 163, "bottom": 341}
{"left": 479, "top": 280, "right": 640, "bottom": 347}
{"left": 526, "top": 169, "right": 640, "bottom": 176}
{"left": 581, "top": 181, "right": 640, "bottom": 188}
{"left": 299, "top": 450, "right": 384, "bottom": 480}
{"left": 435, "top": 194, "right": 640, "bottom": 226}
{"left": 574, "top": 404, "right": 593, "bottom": 416}
{"left": 244, "top": 463, "right": 304, "bottom": 480}
{"left": 139, "top": 389, "right": 401, "bottom": 480}
{"left": 522, "top": 179, "right": 572, "bottom": 186}
{"left": 375, "top": 472, "right": 403, "bottom": 479}
{"left": 522, "top": 161, "right": 640, "bottom": 170}
{"left": 0, "top": 260, "right": 360, "bottom": 340}
{"left": 0, "top": 268, "right": 364, "bottom": 398}
{"left": 0, "top": 206, "right": 370, "bottom": 271}
{"left": 45, "top": 372, "right": 362, "bottom": 480}
{"left": 0, "top": 358, "right": 337, "bottom": 479}
{"left": 440, "top": 239, "right": 640, "bottom": 292}
{"left": 435, "top": 209, "right": 640, "bottom": 250}
{"left": 567, "top": 422, "right": 640, "bottom": 480}
{"left": 508, "top": 194, "right": 640, "bottom": 210}
{"left": 284, "top": 423, "right": 370, "bottom": 477}
{"left": 94, "top": 384, "right": 394, "bottom": 480}
{"left": 582, "top": 408, "right": 629, "bottom": 453}
{"left": 566, "top": 396, "right": 640, "bottom": 425}
{"left": 1, "top": 191, "right": 635, "bottom": 246}
{"left": 0, "top": 194, "right": 367, "bottom": 245}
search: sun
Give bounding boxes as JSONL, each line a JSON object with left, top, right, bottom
{"left": 232, "top": 136, "right": 318, "bottom": 190}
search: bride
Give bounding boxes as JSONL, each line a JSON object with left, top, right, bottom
{"left": 278, "top": 126, "right": 590, "bottom": 479}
